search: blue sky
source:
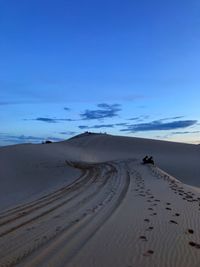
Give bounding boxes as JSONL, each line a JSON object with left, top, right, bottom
{"left": 1, "top": 0, "right": 200, "bottom": 145}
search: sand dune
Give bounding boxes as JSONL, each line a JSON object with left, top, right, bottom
{"left": 0, "top": 133, "right": 200, "bottom": 267}
{"left": 67, "top": 133, "right": 200, "bottom": 187}
{"left": 0, "top": 143, "right": 81, "bottom": 211}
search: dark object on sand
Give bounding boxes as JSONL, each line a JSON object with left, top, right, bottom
{"left": 189, "top": 241, "right": 200, "bottom": 248}
{"left": 143, "top": 156, "right": 148, "bottom": 164}
{"left": 188, "top": 229, "right": 194, "bottom": 234}
{"left": 142, "top": 156, "right": 154, "bottom": 165}
{"left": 169, "top": 220, "right": 178, "bottom": 224}
{"left": 42, "top": 140, "right": 52, "bottom": 144}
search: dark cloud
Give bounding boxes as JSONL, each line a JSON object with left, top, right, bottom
{"left": 128, "top": 115, "right": 149, "bottom": 121}
{"left": 0, "top": 133, "right": 63, "bottom": 145}
{"left": 25, "top": 117, "right": 76, "bottom": 123}
{"left": 59, "top": 131, "right": 76, "bottom": 135}
{"left": 80, "top": 103, "right": 121, "bottom": 120}
{"left": 91, "top": 124, "right": 114, "bottom": 129}
{"left": 78, "top": 126, "right": 89, "bottom": 130}
{"left": 115, "top": 123, "right": 128, "bottom": 126}
{"left": 97, "top": 103, "right": 112, "bottom": 109}
{"left": 8, "top": 135, "right": 44, "bottom": 142}
{"left": 78, "top": 124, "right": 114, "bottom": 129}
{"left": 127, "top": 116, "right": 183, "bottom": 123}
{"left": 120, "top": 120, "right": 197, "bottom": 132}
{"left": 128, "top": 117, "right": 141, "bottom": 121}
{"left": 56, "top": 118, "right": 75, "bottom": 122}
{"left": 36, "top": 118, "right": 57, "bottom": 123}
{"left": 159, "top": 116, "right": 184, "bottom": 121}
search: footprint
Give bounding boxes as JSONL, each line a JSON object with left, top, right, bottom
{"left": 169, "top": 220, "right": 178, "bottom": 224}
{"left": 189, "top": 241, "right": 200, "bottom": 248}
{"left": 146, "top": 226, "right": 154, "bottom": 231}
{"left": 143, "top": 250, "right": 154, "bottom": 256}
{"left": 139, "top": 235, "right": 147, "bottom": 241}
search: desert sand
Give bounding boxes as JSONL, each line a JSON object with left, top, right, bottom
{"left": 0, "top": 133, "right": 200, "bottom": 267}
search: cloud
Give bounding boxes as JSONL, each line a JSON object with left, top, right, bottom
{"left": 0, "top": 101, "right": 26, "bottom": 105}
{"left": 0, "top": 133, "right": 64, "bottom": 145}
{"left": 36, "top": 118, "right": 57, "bottom": 123}
{"left": 127, "top": 116, "right": 182, "bottom": 122}
{"left": 97, "top": 103, "right": 112, "bottom": 109}
{"left": 78, "top": 126, "right": 89, "bottom": 130}
{"left": 128, "top": 115, "right": 149, "bottom": 122}
{"left": 155, "top": 135, "right": 170, "bottom": 139}
{"left": 171, "top": 131, "right": 200, "bottom": 135}
{"left": 159, "top": 116, "right": 184, "bottom": 121}
{"left": 120, "top": 120, "right": 197, "bottom": 132}
{"left": 59, "top": 131, "right": 76, "bottom": 135}
{"left": 115, "top": 123, "right": 128, "bottom": 126}
{"left": 55, "top": 118, "right": 75, "bottom": 122}
{"left": 25, "top": 117, "right": 76, "bottom": 123}
{"left": 128, "top": 117, "right": 141, "bottom": 121}
{"left": 80, "top": 103, "right": 121, "bottom": 120}
{"left": 78, "top": 124, "right": 114, "bottom": 129}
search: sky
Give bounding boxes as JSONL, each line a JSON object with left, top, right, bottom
{"left": 1, "top": 0, "right": 200, "bottom": 146}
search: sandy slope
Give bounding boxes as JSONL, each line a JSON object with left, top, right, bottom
{"left": 0, "top": 134, "right": 200, "bottom": 267}
{"left": 0, "top": 160, "right": 200, "bottom": 267}
{"left": 0, "top": 143, "right": 81, "bottom": 211}
{"left": 67, "top": 133, "right": 200, "bottom": 187}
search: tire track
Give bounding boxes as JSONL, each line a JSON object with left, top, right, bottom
{"left": 0, "top": 162, "right": 91, "bottom": 221}
{"left": 19, "top": 161, "right": 130, "bottom": 267}
{"left": 0, "top": 169, "right": 95, "bottom": 236}
{"left": 0, "top": 163, "right": 105, "bottom": 238}
{"left": 0, "top": 160, "right": 129, "bottom": 267}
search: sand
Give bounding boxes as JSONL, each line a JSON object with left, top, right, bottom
{"left": 67, "top": 133, "right": 200, "bottom": 187}
{"left": 0, "top": 133, "right": 200, "bottom": 267}
{"left": 0, "top": 143, "right": 81, "bottom": 211}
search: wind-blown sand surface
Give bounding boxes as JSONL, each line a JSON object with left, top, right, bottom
{"left": 0, "top": 133, "right": 200, "bottom": 267}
